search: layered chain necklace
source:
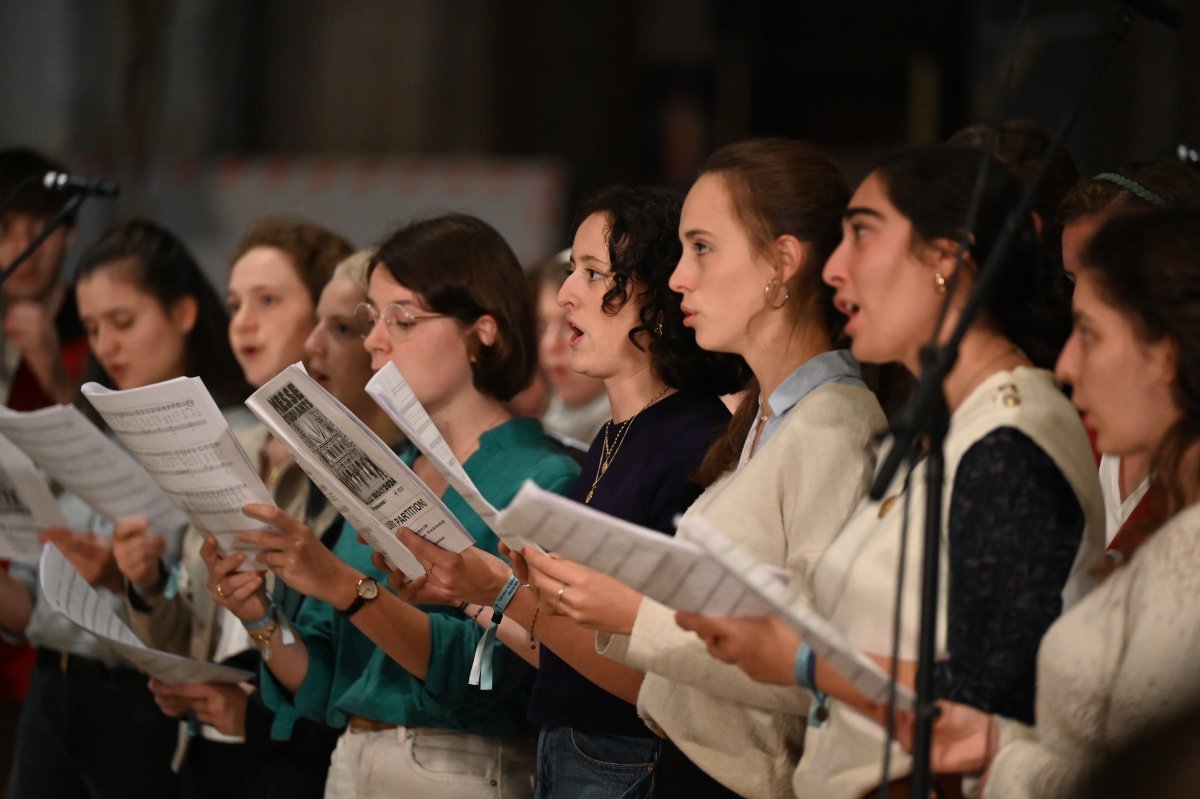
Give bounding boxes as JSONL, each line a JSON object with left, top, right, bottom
{"left": 584, "top": 385, "right": 671, "bottom": 503}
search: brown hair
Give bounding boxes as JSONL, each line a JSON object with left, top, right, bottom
{"left": 369, "top": 213, "right": 537, "bottom": 401}
{"left": 233, "top": 218, "right": 354, "bottom": 305}
{"left": 946, "top": 120, "right": 1080, "bottom": 234}
{"left": 693, "top": 138, "right": 851, "bottom": 486}
{"left": 1080, "top": 208, "right": 1200, "bottom": 516}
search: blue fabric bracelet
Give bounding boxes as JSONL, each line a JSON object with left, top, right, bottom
{"left": 794, "top": 641, "right": 829, "bottom": 728}
{"left": 469, "top": 575, "right": 522, "bottom": 690}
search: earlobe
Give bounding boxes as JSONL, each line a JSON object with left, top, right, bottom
{"left": 173, "top": 295, "right": 199, "bottom": 334}
{"left": 774, "top": 235, "right": 807, "bottom": 285}
{"left": 1148, "top": 338, "right": 1179, "bottom": 388}
{"left": 473, "top": 314, "right": 498, "bottom": 347}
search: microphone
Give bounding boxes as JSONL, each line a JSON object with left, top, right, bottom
{"left": 41, "top": 171, "right": 120, "bottom": 197}
{"left": 1122, "top": 0, "right": 1181, "bottom": 30}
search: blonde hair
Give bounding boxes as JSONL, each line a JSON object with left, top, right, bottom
{"left": 332, "top": 250, "right": 374, "bottom": 292}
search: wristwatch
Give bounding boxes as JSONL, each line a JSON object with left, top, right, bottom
{"left": 339, "top": 576, "right": 380, "bottom": 619}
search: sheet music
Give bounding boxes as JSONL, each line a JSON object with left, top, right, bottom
{"left": 246, "top": 363, "right": 475, "bottom": 580}
{"left": 39, "top": 544, "right": 252, "bottom": 684}
{"left": 366, "top": 362, "right": 500, "bottom": 526}
{"left": 491, "top": 481, "right": 777, "bottom": 616}
{"left": 0, "top": 404, "right": 187, "bottom": 538}
{"left": 81, "top": 377, "right": 274, "bottom": 562}
{"left": 0, "top": 431, "right": 68, "bottom": 564}
{"left": 681, "top": 514, "right": 916, "bottom": 710}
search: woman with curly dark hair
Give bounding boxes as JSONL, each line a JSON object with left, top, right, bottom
{"left": 389, "top": 185, "right": 746, "bottom": 798}
{"left": 516, "top": 139, "right": 887, "bottom": 798}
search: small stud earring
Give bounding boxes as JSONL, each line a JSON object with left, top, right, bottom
{"left": 934, "top": 272, "right": 948, "bottom": 294}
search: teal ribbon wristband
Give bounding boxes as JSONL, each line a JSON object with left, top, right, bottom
{"left": 469, "top": 575, "right": 522, "bottom": 690}
{"left": 794, "top": 641, "right": 829, "bottom": 727}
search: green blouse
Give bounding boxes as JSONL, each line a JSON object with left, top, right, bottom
{"left": 260, "top": 417, "right": 580, "bottom": 739}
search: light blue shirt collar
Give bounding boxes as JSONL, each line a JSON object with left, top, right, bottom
{"left": 758, "top": 349, "right": 865, "bottom": 449}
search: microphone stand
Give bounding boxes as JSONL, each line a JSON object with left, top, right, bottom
{"left": 0, "top": 192, "right": 86, "bottom": 290}
{"left": 876, "top": 8, "right": 1138, "bottom": 798}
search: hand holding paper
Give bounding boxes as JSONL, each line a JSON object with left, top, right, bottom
{"left": 245, "top": 364, "right": 475, "bottom": 580}
{"left": 521, "top": 547, "right": 646, "bottom": 636}
{"left": 674, "top": 611, "right": 803, "bottom": 686}
{"left": 237, "top": 503, "right": 363, "bottom": 609}
{"left": 198, "top": 536, "right": 269, "bottom": 623}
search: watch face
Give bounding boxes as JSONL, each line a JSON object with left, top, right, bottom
{"left": 358, "top": 577, "right": 380, "bottom": 600}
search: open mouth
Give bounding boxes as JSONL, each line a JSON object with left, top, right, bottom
{"left": 567, "top": 322, "right": 584, "bottom": 347}
{"left": 309, "top": 367, "right": 330, "bottom": 385}
{"left": 239, "top": 345, "right": 261, "bottom": 360}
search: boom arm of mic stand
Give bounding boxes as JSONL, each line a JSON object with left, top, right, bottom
{"left": 0, "top": 193, "right": 85, "bottom": 290}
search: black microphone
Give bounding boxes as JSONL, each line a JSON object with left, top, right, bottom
{"left": 41, "top": 171, "right": 120, "bottom": 197}
{"left": 1122, "top": 0, "right": 1181, "bottom": 30}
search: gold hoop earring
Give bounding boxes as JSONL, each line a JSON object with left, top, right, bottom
{"left": 764, "top": 277, "right": 789, "bottom": 310}
{"left": 934, "top": 272, "right": 948, "bottom": 294}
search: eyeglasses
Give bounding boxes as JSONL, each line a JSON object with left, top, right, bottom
{"left": 352, "top": 302, "right": 449, "bottom": 342}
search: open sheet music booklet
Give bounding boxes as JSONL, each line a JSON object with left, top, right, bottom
{"left": 489, "top": 480, "right": 914, "bottom": 710}
{"left": 40, "top": 544, "right": 251, "bottom": 684}
{"left": 0, "top": 431, "right": 68, "bottom": 564}
{"left": 246, "top": 363, "right": 474, "bottom": 579}
{"left": 81, "top": 376, "right": 274, "bottom": 565}
{"left": 0, "top": 404, "right": 187, "bottom": 545}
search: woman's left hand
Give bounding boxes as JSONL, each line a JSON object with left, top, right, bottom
{"left": 236, "top": 503, "right": 360, "bottom": 606}
{"left": 148, "top": 679, "right": 253, "bottom": 737}
{"left": 521, "top": 547, "right": 642, "bottom": 635}
{"left": 674, "top": 611, "right": 800, "bottom": 686}
{"left": 894, "top": 700, "right": 998, "bottom": 775}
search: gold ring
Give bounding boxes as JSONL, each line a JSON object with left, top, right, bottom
{"left": 556, "top": 583, "right": 567, "bottom": 606}
{"left": 215, "top": 583, "right": 228, "bottom": 599}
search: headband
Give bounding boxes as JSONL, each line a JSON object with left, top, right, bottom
{"left": 1092, "top": 172, "right": 1168, "bottom": 206}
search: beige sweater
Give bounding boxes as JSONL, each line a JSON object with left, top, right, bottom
{"left": 598, "top": 382, "right": 885, "bottom": 799}
{"left": 795, "top": 368, "right": 1105, "bottom": 799}
{"left": 985, "top": 501, "right": 1200, "bottom": 798}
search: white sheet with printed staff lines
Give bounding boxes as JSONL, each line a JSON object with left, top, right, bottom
{"left": 39, "top": 543, "right": 253, "bottom": 684}
{"left": 681, "top": 514, "right": 916, "bottom": 711}
{"left": 0, "top": 404, "right": 186, "bottom": 537}
{"left": 491, "top": 480, "right": 778, "bottom": 616}
{"left": 81, "top": 376, "right": 274, "bottom": 564}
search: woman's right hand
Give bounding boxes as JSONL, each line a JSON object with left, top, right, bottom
{"left": 396, "top": 527, "right": 513, "bottom": 606}
{"left": 199, "top": 536, "right": 268, "bottom": 622}
{"left": 111, "top": 517, "right": 165, "bottom": 593}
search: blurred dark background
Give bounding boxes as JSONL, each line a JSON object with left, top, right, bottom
{"left": 1, "top": 0, "right": 1196, "bottom": 276}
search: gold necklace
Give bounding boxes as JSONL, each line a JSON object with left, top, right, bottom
{"left": 584, "top": 385, "right": 671, "bottom": 503}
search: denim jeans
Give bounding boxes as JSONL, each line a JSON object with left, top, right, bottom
{"left": 535, "top": 726, "right": 658, "bottom": 799}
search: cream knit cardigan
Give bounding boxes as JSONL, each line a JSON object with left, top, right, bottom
{"left": 986, "top": 501, "right": 1200, "bottom": 798}
{"left": 597, "top": 382, "right": 885, "bottom": 799}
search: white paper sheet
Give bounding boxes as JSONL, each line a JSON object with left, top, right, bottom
{"left": 246, "top": 363, "right": 475, "bottom": 579}
{"left": 490, "top": 480, "right": 778, "bottom": 616}
{"left": 681, "top": 514, "right": 916, "bottom": 710}
{"left": 39, "top": 544, "right": 252, "bottom": 684}
{"left": 81, "top": 377, "right": 274, "bottom": 562}
{"left": 0, "top": 404, "right": 187, "bottom": 538}
{"left": 366, "top": 362, "right": 500, "bottom": 523}
{"left": 0, "top": 431, "right": 68, "bottom": 564}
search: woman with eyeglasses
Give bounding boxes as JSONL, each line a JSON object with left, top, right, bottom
{"left": 379, "top": 185, "right": 746, "bottom": 799}
{"left": 202, "top": 213, "right": 580, "bottom": 799}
